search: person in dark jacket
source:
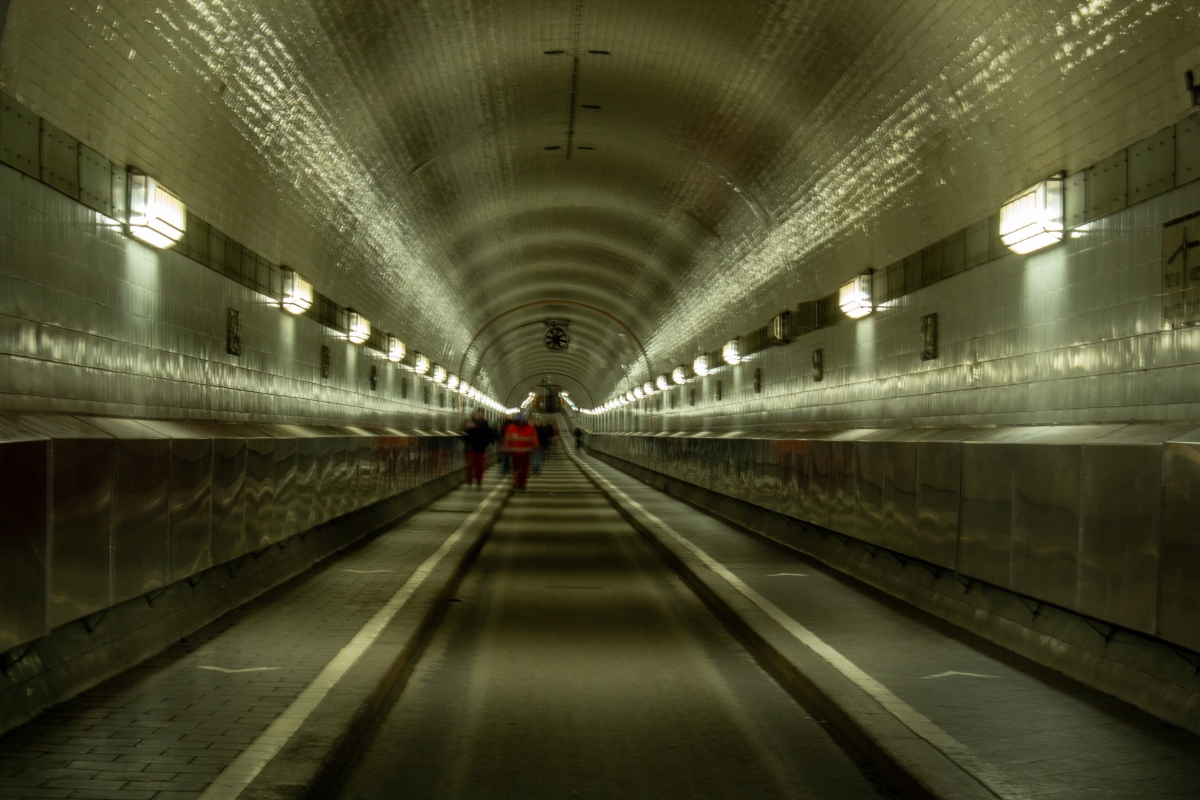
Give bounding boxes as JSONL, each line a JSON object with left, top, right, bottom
{"left": 573, "top": 426, "right": 583, "bottom": 450}
{"left": 462, "top": 408, "right": 492, "bottom": 487}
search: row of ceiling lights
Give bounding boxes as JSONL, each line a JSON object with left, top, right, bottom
{"left": 125, "top": 173, "right": 518, "bottom": 415}
{"left": 578, "top": 177, "right": 1064, "bottom": 415}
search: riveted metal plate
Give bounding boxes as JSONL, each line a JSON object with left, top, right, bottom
{"left": 1175, "top": 112, "right": 1200, "bottom": 187}
{"left": 1128, "top": 129, "right": 1175, "bottom": 205}
{"left": 1087, "top": 150, "right": 1127, "bottom": 220}
{"left": 0, "top": 94, "right": 39, "bottom": 178}
{"left": 78, "top": 144, "right": 113, "bottom": 217}
{"left": 1064, "top": 170, "right": 1087, "bottom": 230}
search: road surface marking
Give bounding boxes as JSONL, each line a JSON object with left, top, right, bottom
{"left": 922, "top": 671, "right": 998, "bottom": 680}
{"left": 198, "top": 480, "right": 507, "bottom": 800}
{"left": 569, "top": 450, "right": 1026, "bottom": 800}
{"left": 197, "top": 666, "right": 280, "bottom": 674}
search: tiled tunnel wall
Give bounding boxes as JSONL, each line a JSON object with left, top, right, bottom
{"left": 0, "top": 162, "right": 465, "bottom": 428}
{"left": 598, "top": 167, "right": 1200, "bottom": 431}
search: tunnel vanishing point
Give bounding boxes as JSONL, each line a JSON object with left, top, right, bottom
{"left": 2, "top": 2, "right": 1200, "bottom": 799}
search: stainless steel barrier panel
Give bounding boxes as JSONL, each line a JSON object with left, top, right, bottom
{"left": 190, "top": 421, "right": 249, "bottom": 566}
{"left": 959, "top": 427, "right": 1030, "bottom": 589}
{"left": 881, "top": 430, "right": 940, "bottom": 558}
{"left": 243, "top": 425, "right": 277, "bottom": 552}
{"left": 1162, "top": 428, "right": 1200, "bottom": 652}
{"left": 255, "top": 425, "right": 299, "bottom": 542}
{"left": 1012, "top": 426, "right": 1122, "bottom": 610}
{"left": 18, "top": 416, "right": 117, "bottom": 628}
{"left": 1079, "top": 425, "right": 1187, "bottom": 633}
{"left": 855, "top": 431, "right": 900, "bottom": 547}
{"left": 803, "top": 434, "right": 834, "bottom": 529}
{"left": 0, "top": 417, "right": 48, "bottom": 650}
{"left": 140, "top": 420, "right": 214, "bottom": 584}
{"left": 829, "top": 430, "right": 877, "bottom": 537}
{"left": 86, "top": 418, "right": 171, "bottom": 605}
{"left": 916, "top": 429, "right": 975, "bottom": 569}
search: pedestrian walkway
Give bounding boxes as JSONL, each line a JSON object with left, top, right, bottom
{"left": 574, "top": 450, "right": 1200, "bottom": 799}
{"left": 0, "top": 469, "right": 507, "bottom": 800}
{"left": 332, "top": 453, "right": 888, "bottom": 800}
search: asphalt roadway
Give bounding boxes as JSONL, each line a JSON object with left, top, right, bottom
{"left": 334, "top": 452, "right": 889, "bottom": 800}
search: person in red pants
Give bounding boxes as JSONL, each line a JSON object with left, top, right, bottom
{"left": 503, "top": 413, "right": 540, "bottom": 490}
{"left": 462, "top": 408, "right": 493, "bottom": 487}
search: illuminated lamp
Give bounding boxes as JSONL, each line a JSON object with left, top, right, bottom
{"left": 128, "top": 171, "right": 186, "bottom": 249}
{"left": 643, "top": 382, "right": 656, "bottom": 395}
{"left": 839, "top": 273, "right": 873, "bottom": 320}
{"left": 634, "top": 387, "right": 645, "bottom": 399}
{"left": 459, "top": 381, "right": 471, "bottom": 395}
{"left": 432, "top": 365, "right": 447, "bottom": 383}
{"left": 447, "top": 374, "right": 459, "bottom": 390}
{"left": 346, "top": 310, "right": 371, "bottom": 344}
{"left": 387, "top": 335, "right": 405, "bottom": 363}
{"left": 672, "top": 366, "right": 688, "bottom": 385}
{"left": 280, "top": 268, "right": 313, "bottom": 315}
{"left": 413, "top": 354, "right": 430, "bottom": 374}
{"left": 999, "top": 177, "right": 1064, "bottom": 254}
{"left": 693, "top": 354, "right": 710, "bottom": 377}
{"left": 723, "top": 337, "right": 741, "bottom": 366}
{"left": 656, "top": 375, "right": 670, "bottom": 391}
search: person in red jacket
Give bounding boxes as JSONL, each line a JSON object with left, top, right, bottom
{"left": 503, "top": 413, "right": 540, "bottom": 490}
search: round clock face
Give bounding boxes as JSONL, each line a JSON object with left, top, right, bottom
{"left": 544, "top": 325, "right": 570, "bottom": 351}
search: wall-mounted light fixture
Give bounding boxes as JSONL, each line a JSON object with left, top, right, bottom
{"left": 128, "top": 170, "right": 186, "bottom": 249}
{"left": 387, "top": 335, "right": 405, "bottom": 363}
{"left": 999, "top": 177, "right": 1064, "bottom": 254}
{"left": 642, "top": 382, "right": 656, "bottom": 395}
{"left": 413, "top": 353, "right": 430, "bottom": 374}
{"left": 432, "top": 365, "right": 447, "bottom": 384}
{"left": 672, "top": 365, "right": 688, "bottom": 385}
{"left": 839, "top": 272, "right": 873, "bottom": 319}
{"left": 280, "top": 267, "right": 313, "bottom": 315}
{"left": 693, "top": 354, "right": 711, "bottom": 377}
{"left": 634, "top": 387, "right": 645, "bottom": 399}
{"left": 346, "top": 309, "right": 371, "bottom": 344}
{"left": 656, "top": 375, "right": 671, "bottom": 391}
{"left": 722, "top": 337, "right": 741, "bottom": 366}
{"left": 447, "top": 374, "right": 460, "bottom": 390}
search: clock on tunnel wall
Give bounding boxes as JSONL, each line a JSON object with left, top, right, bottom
{"left": 544, "top": 320, "right": 570, "bottom": 352}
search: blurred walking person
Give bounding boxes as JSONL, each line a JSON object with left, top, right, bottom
{"left": 462, "top": 408, "right": 492, "bottom": 487}
{"left": 498, "top": 414, "right": 516, "bottom": 475}
{"left": 503, "top": 413, "right": 539, "bottom": 490}
{"left": 534, "top": 418, "right": 554, "bottom": 474}
{"left": 573, "top": 426, "right": 583, "bottom": 451}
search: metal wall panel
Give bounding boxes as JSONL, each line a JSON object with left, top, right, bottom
{"left": 1079, "top": 425, "right": 1186, "bottom": 632}
{"left": 959, "top": 428, "right": 1028, "bottom": 588}
{"left": 244, "top": 430, "right": 276, "bottom": 550}
{"left": 190, "top": 422, "right": 248, "bottom": 565}
{"left": 1087, "top": 150, "right": 1128, "bottom": 220}
{"left": 881, "top": 430, "right": 938, "bottom": 557}
{"left": 804, "top": 437, "right": 833, "bottom": 529}
{"left": 1128, "top": 129, "right": 1175, "bottom": 205}
{"left": 855, "top": 431, "right": 899, "bottom": 547}
{"left": 0, "top": 94, "right": 40, "bottom": 178}
{"left": 39, "top": 120, "right": 79, "bottom": 199}
{"left": 19, "top": 416, "right": 116, "bottom": 628}
{"left": 1011, "top": 426, "right": 1122, "bottom": 607}
{"left": 1161, "top": 427, "right": 1200, "bottom": 652}
{"left": 78, "top": 145, "right": 113, "bottom": 217}
{"left": 254, "top": 425, "right": 298, "bottom": 541}
{"left": 829, "top": 431, "right": 875, "bottom": 537}
{"left": 1064, "top": 170, "right": 1087, "bottom": 229}
{"left": 0, "top": 418, "right": 48, "bottom": 650}
{"left": 140, "top": 421, "right": 214, "bottom": 584}
{"left": 916, "top": 430, "right": 974, "bottom": 569}
{"left": 85, "top": 418, "right": 170, "bottom": 604}
{"left": 1177, "top": 112, "right": 1200, "bottom": 187}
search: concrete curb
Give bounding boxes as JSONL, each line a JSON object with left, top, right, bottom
{"left": 570, "top": 449, "right": 998, "bottom": 800}
{"left": 239, "top": 483, "right": 511, "bottom": 800}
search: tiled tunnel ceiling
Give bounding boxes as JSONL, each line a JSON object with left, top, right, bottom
{"left": 1, "top": 0, "right": 1197, "bottom": 404}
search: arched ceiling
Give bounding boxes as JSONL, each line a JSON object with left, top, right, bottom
{"left": 2, "top": 0, "right": 1196, "bottom": 405}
